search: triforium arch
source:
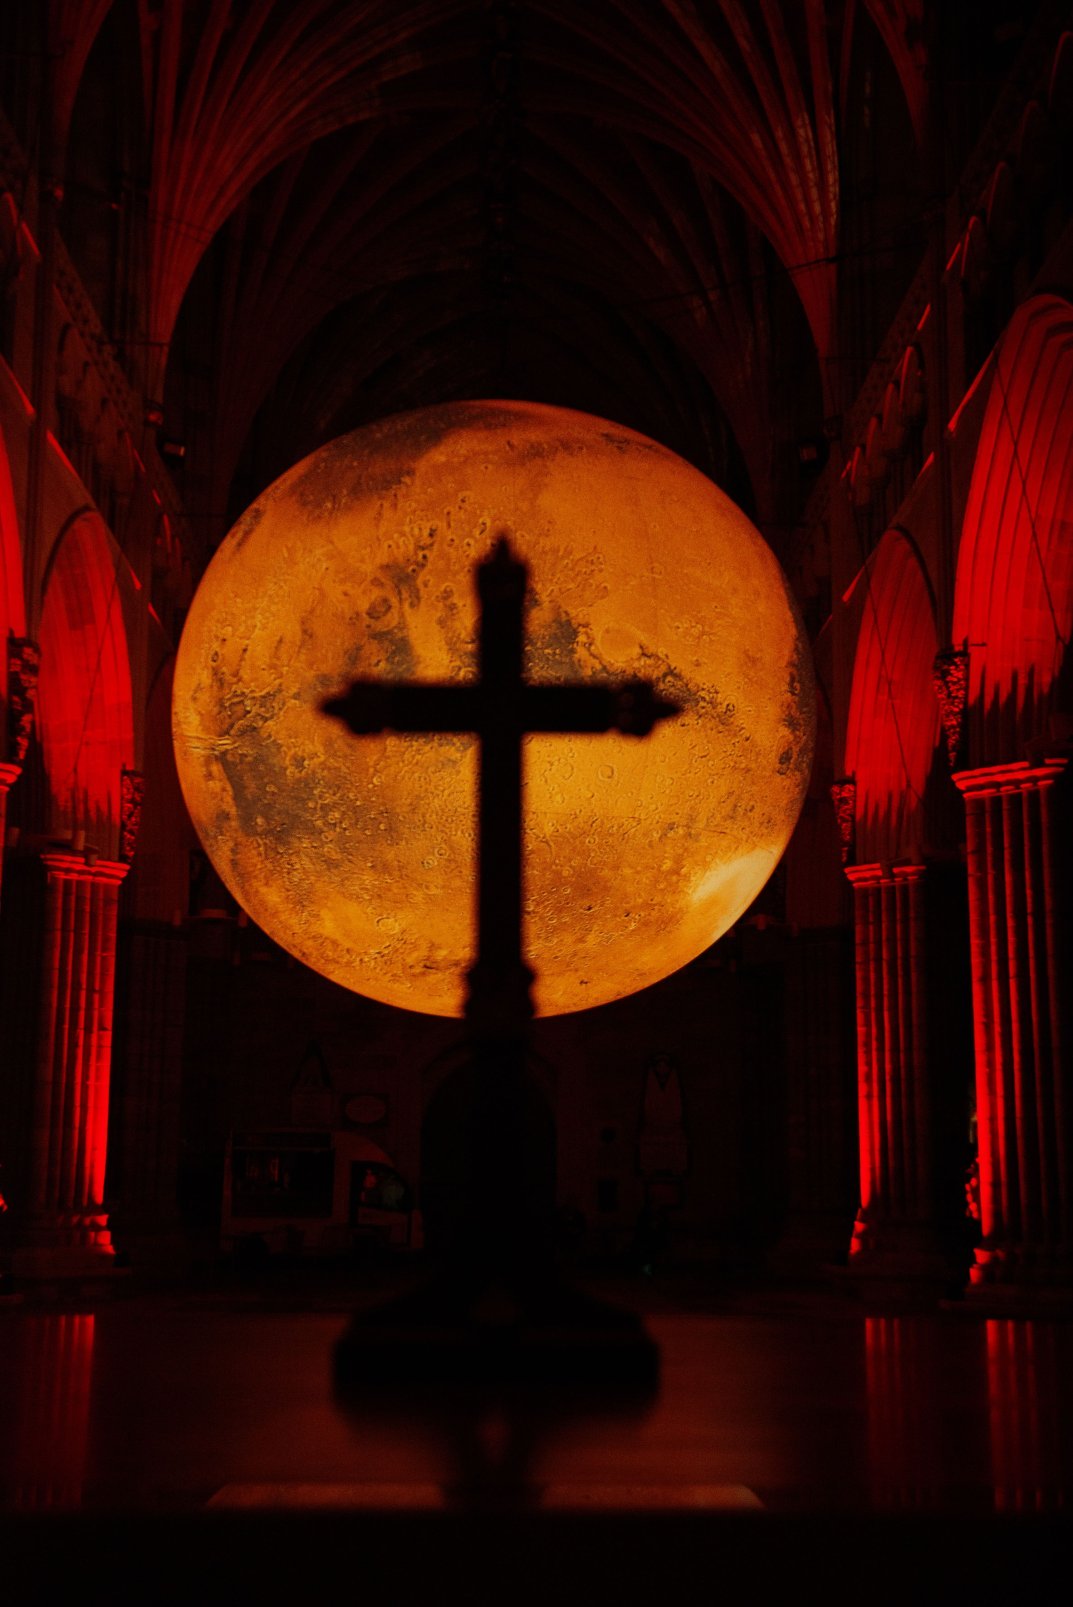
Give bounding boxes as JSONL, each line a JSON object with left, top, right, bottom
{"left": 951, "top": 293, "right": 1073, "bottom": 1298}
{"left": 841, "top": 529, "right": 963, "bottom": 1274}
{"left": 37, "top": 510, "right": 134, "bottom": 859}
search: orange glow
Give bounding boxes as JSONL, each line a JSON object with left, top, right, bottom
{"left": 173, "top": 402, "right": 814, "bottom": 1016}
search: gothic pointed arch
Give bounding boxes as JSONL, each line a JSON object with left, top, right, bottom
{"left": 0, "top": 423, "right": 27, "bottom": 868}
{"left": 0, "top": 421, "right": 25, "bottom": 643}
{"left": 37, "top": 511, "right": 134, "bottom": 855}
{"left": 954, "top": 294, "right": 1073, "bottom": 766}
{"left": 844, "top": 528, "right": 941, "bottom": 865}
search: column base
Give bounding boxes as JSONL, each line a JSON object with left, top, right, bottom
{"left": 963, "top": 1244, "right": 1073, "bottom": 1310}
{"left": 847, "top": 1212, "right": 954, "bottom": 1293}
{"left": 9, "top": 1211, "right": 121, "bottom": 1280}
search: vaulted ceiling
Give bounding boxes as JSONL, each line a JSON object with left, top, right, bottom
{"left": 4, "top": 0, "right": 1039, "bottom": 557}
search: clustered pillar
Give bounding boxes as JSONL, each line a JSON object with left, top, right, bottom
{"left": 14, "top": 850, "right": 129, "bottom": 1276}
{"left": 955, "top": 760, "right": 1070, "bottom": 1298}
{"left": 846, "top": 862, "right": 945, "bottom": 1276}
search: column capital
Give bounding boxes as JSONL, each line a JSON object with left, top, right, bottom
{"left": 932, "top": 645, "right": 970, "bottom": 770}
{"left": 6, "top": 635, "right": 40, "bottom": 764}
{"left": 829, "top": 777, "right": 856, "bottom": 865}
{"left": 0, "top": 759, "right": 22, "bottom": 792}
{"left": 845, "top": 859, "right": 925, "bottom": 888}
{"left": 953, "top": 757, "right": 1067, "bottom": 797}
{"left": 40, "top": 850, "right": 130, "bottom": 886}
{"left": 119, "top": 768, "right": 144, "bottom": 863}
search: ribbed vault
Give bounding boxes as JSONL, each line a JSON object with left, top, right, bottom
{"left": 11, "top": 0, "right": 973, "bottom": 557}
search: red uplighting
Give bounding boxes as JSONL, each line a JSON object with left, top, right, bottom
{"left": 38, "top": 514, "right": 135, "bottom": 842}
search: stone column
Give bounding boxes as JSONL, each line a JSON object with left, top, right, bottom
{"left": 846, "top": 862, "right": 946, "bottom": 1278}
{"left": 955, "top": 760, "right": 1071, "bottom": 1299}
{"left": 14, "top": 850, "right": 128, "bottom": 1277}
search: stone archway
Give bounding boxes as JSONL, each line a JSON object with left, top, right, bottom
{"left": 840, "top": 529, "right": 965, "bottom": 1277}
{"left": 954, "top": 294, "right": 1073, "bottom": 767}
{"left": 845, "top": 529, "right": 941, "bottom": 867}
{"left": 38, "top": 511, "right": 134, "bottom": 856}
{"left": 9, "top": 512, "right": 136, "bottom": 1275}
{"left": 0, "top": 423, "right": 28, "bottom": 889}
{"left": 0, "top": 421, "right": 23, "bottom": 641}
{"left": 951, "top": 295, "right": 1073, "bottom": 1297}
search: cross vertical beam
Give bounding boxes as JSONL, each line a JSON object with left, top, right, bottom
{"left": 323, "top": 534, "right": 680, "bottom": 1270}
{"left": 468, "top": 540, "right": 534, "bottom": 1037}
{"left": 323, "top": 534, "right": 680, "bottom": 1038}
{"left": 324, "top": 534, "right": 678, "bottom": 1382}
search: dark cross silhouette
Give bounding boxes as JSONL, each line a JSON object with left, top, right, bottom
{"left": 323, "top": 535, "right": 679, "bottom": 1386}
{"left": 323, "top": 536, "right": 679, "bottom": 1035}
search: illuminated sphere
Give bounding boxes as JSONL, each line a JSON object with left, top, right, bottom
{"left": 173, "top": 401, "right": 814, "bottom": 1017}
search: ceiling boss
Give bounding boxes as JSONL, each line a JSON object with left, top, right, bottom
{"left": 172, "top": 401, "right": 815, "bottom": 1017}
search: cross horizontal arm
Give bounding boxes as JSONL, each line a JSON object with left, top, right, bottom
{"left": 321, "top": 682, "right": 480, "bottom": 734}
{"left": 320, "top": 679, "right": 681, "bottom": 738}
{"left": 522, "top": 681, "right": 682, "bottom": 735}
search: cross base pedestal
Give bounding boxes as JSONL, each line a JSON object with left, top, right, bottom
{"left": 334, "top": 1270, "right": 659, "bottom": 1393}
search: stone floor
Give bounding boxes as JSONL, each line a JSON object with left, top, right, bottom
{"left": 1, "top": 1261, "right": 1070, "bottom": 1599}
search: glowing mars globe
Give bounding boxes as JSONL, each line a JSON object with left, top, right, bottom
{"left": 173, "top": 401, "right": 814, "bottom": 1017}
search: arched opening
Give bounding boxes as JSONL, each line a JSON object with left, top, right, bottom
{"left": 0, "top": 422, "right": 26, "bottom": 890}
{"left": 844, "top": 530, "right": 942, "bottom": 866}
{"left": 954, "top": 294, "right": 1073, "bottom": 766}
{"left": 37, "top": 513, "right": 134, "bottom": 855}
{"left": 0, "top": 421, "right": 25, "bottom": 651}
{"left": 843, "top": 532, "right": 973, "bottom": 1264}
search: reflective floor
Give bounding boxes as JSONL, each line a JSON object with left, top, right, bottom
{"left": 1, "top": 1267, "right": 1071, "bottom": 1517}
